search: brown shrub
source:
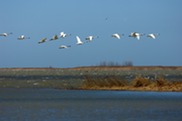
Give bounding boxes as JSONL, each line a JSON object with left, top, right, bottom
{"left": 131, "top": 77, "right": 151, "bottom": 87}
{"left": 155, "top": 77, "right": 170, "bottom": 87}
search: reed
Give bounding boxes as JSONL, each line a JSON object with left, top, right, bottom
{"left": 81, "top": 74, "right": 182, "bottom": 91}
{"left": 131, "top": 76, "right": 151, "bottom": 87}
{"left": 155, "top": 77, "right": 170, "bottom": 87}
{"left": 82, "top": 74, "right": 128, "bottom": 88}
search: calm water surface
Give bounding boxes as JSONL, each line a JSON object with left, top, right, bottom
{"left": 0, "top": 88, "right": 182, "bottom": 121}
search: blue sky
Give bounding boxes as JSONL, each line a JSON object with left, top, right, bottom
{"left": 0, "top": 0, "right": 182, "bottom": 68}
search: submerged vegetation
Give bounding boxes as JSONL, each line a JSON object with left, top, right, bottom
{"left": 0, "top": 66, "right": 182, "bottom": 91}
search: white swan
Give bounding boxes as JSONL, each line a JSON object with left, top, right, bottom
{"left": 111, "top": 33, "right": 123, "bottom": 39}
{"left": 0, "top": 32, "right": 12, "bottom": 37}
{"left": 60, "top": 32, "right": 66, "bottom": 38}
{"left": 76, "top": 36, "right": 83, "bottom": 45}
{"left": 17, "top": 35, "right": 30, "bottom": 40}
{"left": 59, "top": 32, "right": 71, "bottom": 38}
{"left": 38, "top": 38, "right": 47, "bottom": 44}
{"left": 59, "top": 45, "right": 71, "bottom": 49}
{"left": 50, "top": 35, "right": 58, "bottom": 41}
{"left": 86, "top": 36, "right": 94, "bottom": 41}
{"left": 147, "top": 33, "right": 159, "bottom": 39}
{"left": 85, "top": 36, "right": 98, "bottom": 42}
{"left": 129, "top": 32, "right": 143, "bottom": 40}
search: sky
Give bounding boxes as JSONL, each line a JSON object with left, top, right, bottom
{"left": 0, "top": 0, "right": 182, "bottom": 68}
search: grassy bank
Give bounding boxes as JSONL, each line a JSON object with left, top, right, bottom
{"left": 0, "top": 66, "right": 182, "bottom": 91}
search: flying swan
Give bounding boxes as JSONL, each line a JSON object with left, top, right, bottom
{"left": 76, "top": 36, "right": 83, "bottom": 45}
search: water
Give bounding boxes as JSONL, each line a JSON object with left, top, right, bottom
{"left": 0, "top": 89, "right": 182, "bottom": 121}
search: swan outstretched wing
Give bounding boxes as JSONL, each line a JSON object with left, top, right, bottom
{"left": 76, "top": 36, "right": 83, "bottom": 45}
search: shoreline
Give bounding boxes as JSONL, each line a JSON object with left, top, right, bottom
{"left": 79, "top": 86, "right": 182, "bottom": 92}
{"left": 0, "top": 87, "right": 181, "bottom": 92}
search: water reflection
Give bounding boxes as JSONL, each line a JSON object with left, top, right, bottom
{"left": 0, "top": 89, "right": 182, "bottom": 121}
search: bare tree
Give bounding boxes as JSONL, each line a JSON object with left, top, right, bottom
{"left": 122, "top": 61, "right": 133, "bottom": 66}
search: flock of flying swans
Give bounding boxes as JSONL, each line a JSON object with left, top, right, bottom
{"left": 0, "top": 32, "right": 159, "bottom": 49}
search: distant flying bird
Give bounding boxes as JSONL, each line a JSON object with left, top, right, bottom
{"left": 50, "top": 35, "right": 59, "bottom": 41}
{"left": 60, "top": 32, "right": 71, "bottom": 38}
{"left": 85, "top": 36, "right": 98, "bottom": 42}
{"left": 0, "top": 32, "right": 12, "bottom": 37}
{"left": 59, "top": 45, "right": 71, "bottom": 49}
{"left": 147, "top": 33, "right": 159, "bottom": 39}
{"left": 129, "top": 32, "right": 143, "bottom": 40}
{"left": 111, "top": 33, "right": 124, "bottom": 39}
{"left": 17, "top": 35, "right": 30, "bottom": 40}
{"left": 86, "top": 36, "right": 94, "bottom": 41}
{"left": 38, "top": 38, "right": 47, "bottom": 44}
{"left": 76, "top": 36, "right": 83, "bottom": 45}
{"left": 60, "top": 32, "right": 66, "bottom": 38}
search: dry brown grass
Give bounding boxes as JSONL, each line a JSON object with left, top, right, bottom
{"left": 131, "top": 77, "right": 151, "bottom": 87}
{"left": 82, "top": 75, "right": 128, "bottom": 89}
{"left": 82, "top": 75, "right": 182, "bottom": 92}
{"left": 155, "top": 77, "right": 170, "bottom": 86}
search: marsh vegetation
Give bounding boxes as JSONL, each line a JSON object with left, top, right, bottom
{"left": 82, "top": 75, "right": 182, "bottom": 91}
{"left": 0, "top": 66, "right": 182, "bottom": 91}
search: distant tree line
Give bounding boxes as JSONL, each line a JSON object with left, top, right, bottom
{"left": 98, "top": 61, "right": 133, "bottom": 67}
{"left": 122, "top": 61, "right": 133, "bottom": 66}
